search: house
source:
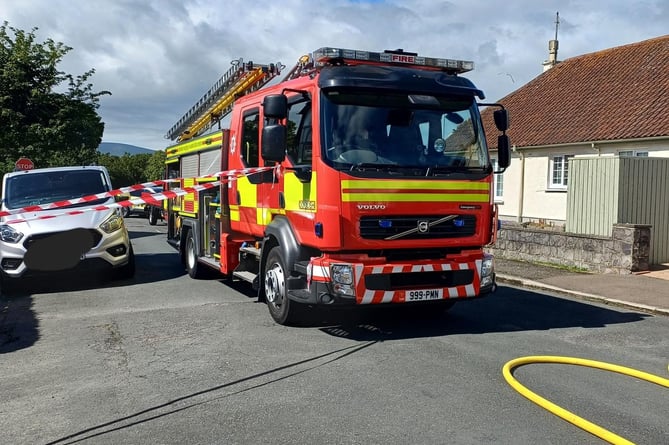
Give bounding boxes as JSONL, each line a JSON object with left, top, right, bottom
{"left": 483, "top": 34, "right": 669, "bottom": 226}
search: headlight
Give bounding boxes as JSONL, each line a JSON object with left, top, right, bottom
{"left": 99, "top": 212, "right": 124, "bottom": 234}
{"left": 331, "top": 264, "right": 353, "bottom": 285}
{"left": 331, "top": 263, "right": 355, "bottom": 296}
{"left": 0, "top": 224, "right": 24, "bottom": 243}
{"left": 481, "top": 256, "right": 494, "bottom": 278}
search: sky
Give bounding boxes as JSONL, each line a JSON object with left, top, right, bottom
{"left": 2, "top": 0, "right": 667, "bottom": 151}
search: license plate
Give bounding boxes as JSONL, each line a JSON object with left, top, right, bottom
{"left": 405, "top": 288, "right": 443, "bottom": 302}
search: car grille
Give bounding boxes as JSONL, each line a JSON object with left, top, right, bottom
{"left": 23, "top": 229, "right": 103, "bottom": 250}
{"left": 359, "top": 215, "right": 476, "bottom": 240}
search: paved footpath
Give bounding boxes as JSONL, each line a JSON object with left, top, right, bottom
{"left": 495, "top": 258, "right": 669, "bottom": 317}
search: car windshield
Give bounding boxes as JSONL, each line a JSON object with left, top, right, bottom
{"left": 4, "top": 170, "right": 111, "bottom": 210}
{"left": 321, "top": 89, "right": 489, "bottom": 172}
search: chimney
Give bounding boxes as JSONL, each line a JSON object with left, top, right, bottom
{"left": 543, "top": 12, "right": 561, "bottom": 71}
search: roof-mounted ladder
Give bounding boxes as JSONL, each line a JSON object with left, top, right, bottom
{"left": 166, "top": 59, "right": 283, "bottom": 142}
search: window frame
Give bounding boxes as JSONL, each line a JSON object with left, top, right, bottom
{"left": 619, "top": 150, "right": 648, "bottom": 157}
{"left": 548, "top": 154, "right": 573, "bottom": 190}
{"left": 492, "top": 158, "right": 504, "bottom": 202}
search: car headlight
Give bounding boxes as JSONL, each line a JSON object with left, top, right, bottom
{"left": 0, "top": 224, "right": 24, "bottom": 243}
{"left": 99, "top": 212, "right": 124, "bottom": 234}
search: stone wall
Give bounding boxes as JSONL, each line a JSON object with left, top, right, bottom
{"left": 486, "top": 222, "right": 651, "bottom": 274}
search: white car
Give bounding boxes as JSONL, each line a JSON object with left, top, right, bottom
{"left": 0, "top": 166, "right": 135, "bottom": 288}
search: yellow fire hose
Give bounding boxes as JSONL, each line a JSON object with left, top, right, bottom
{"left": 502, "top": 356, "right": 669, "bottom": 445}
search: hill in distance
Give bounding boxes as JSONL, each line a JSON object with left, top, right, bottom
{"left": 98, "top": 142, "right": 155, "bottom": 156}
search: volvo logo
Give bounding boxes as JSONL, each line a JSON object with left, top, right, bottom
{"left": 417, "top": 220, "right": 429, "bottom": 233}
{"left": 357, "top": 204, "right": 386, "bottom": 210}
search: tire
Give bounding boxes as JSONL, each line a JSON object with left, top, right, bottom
{"left": 116, "top": 245, "right": 136, "bottom": 280}
{"left": 121, "top": 206, "right": 130, "bottom": 218}
{"left": 185, "top": 230, "right": 203, "bottom": 278}
{"left": 264, "top": 246, "right": 300, "bottom": 325}
{"left": 148, "top": 207, "right": 159, "bottom": 225}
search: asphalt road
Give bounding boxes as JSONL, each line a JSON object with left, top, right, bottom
{"left": 1, "top": 217, "right": 668, "bottom": 444}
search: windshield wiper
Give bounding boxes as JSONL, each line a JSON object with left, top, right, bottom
{"left": 349, "top": 162, "right": 397, "bottom": 172}
{"left": 428, "top": 166, "right": 487, "bottom": 176}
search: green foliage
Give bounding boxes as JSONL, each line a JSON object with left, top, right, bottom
{"left": 0, "top": 21, "right": 110, "bottom": 177}
{"left": 96, "top": 150, "right": 166, "bottom": 188}
{"left": 144, "top": 150, "right": 166, "bottom": 183}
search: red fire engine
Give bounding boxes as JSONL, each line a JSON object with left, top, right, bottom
{"left": 164, "top": 47, "right": 510, "bottom": 325}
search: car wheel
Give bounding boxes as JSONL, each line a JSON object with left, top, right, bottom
{"left": 121, "top": 206, "right": 130, "bottom": 218}
{"left": 116, "top": 245, "right": 136, "bottom": 280}
{"left": 185, "top": 231, "right": 203, "bottom": 278}
{"left": 148, "top": 207, "right": 159, "bottom": 225}
{"left": 264, "top": 246, "right": 301, "bottom": 325}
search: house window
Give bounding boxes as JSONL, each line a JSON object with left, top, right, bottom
{"left": 549, "top": 154, "right": 573, "bottom": 189}
{"left": 619, "top": 150, "right": 648, "bottom": 157}
{"left": 492, "top": 158, "right": 503, "bottom": 201}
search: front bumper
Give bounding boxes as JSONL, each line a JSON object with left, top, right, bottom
{"left": 0, "top": 227, "right": 131, "bottom": 279}
{"left": 288, "top": 254, "right": 495, "bottom": 306}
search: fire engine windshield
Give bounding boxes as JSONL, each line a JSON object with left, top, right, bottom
{"left": 321, "top": 89, "right": 490, "bottom": 173}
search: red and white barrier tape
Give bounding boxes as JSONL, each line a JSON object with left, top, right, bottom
{"left": 3, "top": 182, "right": 221, "bottom": 225}
{"left": 1, "top": 166, "right": 274, "bottom": 223}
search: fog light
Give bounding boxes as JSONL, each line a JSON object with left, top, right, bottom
{"left": 333, "top": 283, "right": 355, "bottom": 296}
{"left": 106, "top": 244, "right": 127, "bottom": 257}
{"left": 1, "top": 258, "right": 22, "bottom": 270}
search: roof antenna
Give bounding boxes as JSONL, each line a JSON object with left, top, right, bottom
{"left": 543, "top": 12, "right": 561, "bottom": 71}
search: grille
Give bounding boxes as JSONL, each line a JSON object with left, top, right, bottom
{"left": 365, "top": 269, "right": 474, "bottom": 291}
{"left": 359, "top": 215, "right": 476, "bottom": 240}
{"left": 23, "top": 229, "right": 103, "bottom": 250}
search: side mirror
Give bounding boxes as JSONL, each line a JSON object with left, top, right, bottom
{"left": 262, "top": 125, "right": 286, "bottom": 162}
{"left": 493, "top": 109, "right": 510, "bottom": 132}
{"left": 496, "top": 134, "right": 511, "bottom": 171}
{"left": 262, "top": 94, "right": 288, "bottom": 120}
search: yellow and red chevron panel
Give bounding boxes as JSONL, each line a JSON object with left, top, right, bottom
{"left": 307, "top": 256, "right": 482, "bottom": 305}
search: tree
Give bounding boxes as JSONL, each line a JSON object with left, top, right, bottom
{"left": 98, "top": 153, "right": 150, "bottom": 188}
{"left": 144, "top": 150, "right": 166, "bottom": 183}
{"left": 0, "top": 22, "right": 110, "bottom": 176}
{"left": 96, "top": 150, "right": 165, "bottom": 189}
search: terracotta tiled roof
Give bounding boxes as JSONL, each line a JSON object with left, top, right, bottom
{"left": 482, "top": 35, "right": 669, "bottom": 149}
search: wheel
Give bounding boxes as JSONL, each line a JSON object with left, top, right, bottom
{"left": 185, "top": 231, "right": 203, "bottom": 278}
{"left": 148, "top": 206, "right": 160, "bottom": 225}
{"left": 264, "top": 246, "right": 300, "bottom": 325}
{"left": 115, "top": 245, "right": 136, "bottom": 280}
{"left": 121, "top": 206, "right": 130, "bottom": 218}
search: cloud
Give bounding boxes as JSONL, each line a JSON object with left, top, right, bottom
{"left": 2, "top": 0, "right": 667, "bottom": 150}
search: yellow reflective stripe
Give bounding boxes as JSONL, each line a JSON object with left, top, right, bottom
{"left": 237, "top": 176, "right": 257, "bottom": 207}
{"left": 341, "top": 179, "right": 489, "bottom": 191}
{"left": 342, "top": 193, "right": 490, "bottom": 202}
{"left": 284, "top": 171, "right": 317, "bottom": 212}
{"left": 230, "top": 206, "right": 240, "bottom": 221}
{"left": 165, "top": 131, "right": 223, "bottom": 159}
{"left": 257, "top": 207, "right": 268, "bottom": 225}
{"left": 341, "top": 179, "right": 489, "bottom": 202}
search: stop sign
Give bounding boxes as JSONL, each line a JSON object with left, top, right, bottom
{"left": 15, "top": 157, "right": 34, "bottom": 171}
